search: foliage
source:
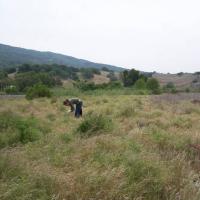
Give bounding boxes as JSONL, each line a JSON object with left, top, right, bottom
{"left": 0, "top": 70, "right": 8, "bottom": 79}
{"left": 74, "top": 81, "right": 122, "bottom": 91}
{"left": 101, "top": 67, "right": 112, "bottom": 72}
{"left": 107, "top": 71, "right": 118, "bottom": 81}
{"left": 134, "top": 78, "right": 147, "bottom": 89}
{"left": 76, "top": 113, "right": 113, "bottom": 137}
{"left": 15, "top": 72, "right": 61, "bottom": 92}
{"left": 163, "top": 82, "right": 177, "bottom": 93}
{"left": 17, "top": 63, "right": 79, "bottom": 80}
{"left": 121, "top": 69, "right": 140, "bottom": 87}
{"left": 146, "top": 78, "right": 160, "bottom": 93}
{"left": 0, "top": 78, "right": 14, "bottom": 92}
{"left": 5, "top": 85, "right": 18, "bottom": 94}
{"left": 26, "top": 84, "right": 52, "bottom": 100}
{"left": 0, "top": 112, "right": 49, "bottom": 148}
{"left": 80, "top": 68, "right": 101, "bottom": 79}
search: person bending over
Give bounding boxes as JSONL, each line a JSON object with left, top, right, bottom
{"left": 63, "top": 98, "right": 83, "bottom": 118}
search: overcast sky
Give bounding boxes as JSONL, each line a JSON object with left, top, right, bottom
{"left": 1, "top": 0, "right": 200, "bottom": 73}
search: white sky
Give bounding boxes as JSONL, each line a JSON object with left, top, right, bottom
{"left": 0, "top": 0, "right": 200, "bottom": 73}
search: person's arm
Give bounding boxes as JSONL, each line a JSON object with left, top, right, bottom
{"left": 70, "top": 103, "right": 75, "bottom": 112}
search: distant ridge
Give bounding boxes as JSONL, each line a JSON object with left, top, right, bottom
{"left": 0, "top": 43, "right": 124, "bottom": 72}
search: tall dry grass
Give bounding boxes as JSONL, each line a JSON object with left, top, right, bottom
{"left": 1, "top": 93, "right": 200, "bottom": 199}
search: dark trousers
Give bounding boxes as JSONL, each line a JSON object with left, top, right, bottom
{"left": 75, "top": 103, "right": 82, "bottom": 118}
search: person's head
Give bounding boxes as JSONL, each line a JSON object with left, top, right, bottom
{"left": 63, "top": 99, "right": 70, "bottom": 106}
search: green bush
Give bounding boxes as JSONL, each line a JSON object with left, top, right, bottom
{"left": 134, "top": 78, "right": 146, "bottom": 89}
{"left": 26, "top": 84, "right": 52, "bottom": 100}
{"left": 5, "top": 85, "right": 18, "bottom": 94}
{"left": 74, "top": 81, "right": 122, "bottom": 91}
{"left": 146, "top": 78, "right": 160, "bottom": 92}
{"left": 76, "top": 113, "right": 113, "bottom": 137}
{"left": 0, "top": 112, "right": 49, "bottom": 148}
{"left": 163, "top": 82, "right": 178, "bottom": 93}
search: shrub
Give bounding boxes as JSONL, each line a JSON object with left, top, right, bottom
{"left": 134, "top": 78, "right": 147, "bottom": 89}
{"left": 76, "top": 113, "right": 113, "bottom": 137}
{"left": 5, "top": 85, "right": 18, "bottom": 94}
{"left": 0, "top": 112, "right": 49, "bottom": 148}
{"left": 74, "top": 81, "right": 122, "bottom": 91}
{"left": 26, "top": 84, "right": 52, "bottom": 100}
{"left": 146, "top": 78, "right": 160, "bottom": 92}
{"left": 121, "top": 69, "right": 140, "bottom": 87}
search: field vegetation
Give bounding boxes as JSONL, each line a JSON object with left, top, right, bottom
{"left": 1, "top": 88, "right": 200, "bottom": 199}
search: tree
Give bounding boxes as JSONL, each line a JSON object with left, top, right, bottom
{"left": 107, "top": 71, "right": 118, "bottom": 81}
{"left": 121, "top": 69, "right": 140, "bottom": 87}
{"left": 135, "top": 79, "right": 146, "bottom": 89}
{"left": 0, "top": 70, "right": 8, "bottom": 79}
{"left": 26, "top": 84, "right": 52, "bottom": 100}
{"left": 146, "top": 78, "right": 160, "bottom": 93}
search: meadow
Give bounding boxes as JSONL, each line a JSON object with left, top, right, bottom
{"left": 1, "top": 89, "right": 200, "bottom": 200}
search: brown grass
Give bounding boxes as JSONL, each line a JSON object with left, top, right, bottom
{"left": 1, "top": 94, "right": 200, "bottom": 199}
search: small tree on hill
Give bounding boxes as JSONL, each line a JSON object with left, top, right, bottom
{"left": 121, "top": 69, "right": 140, "bottom": 87}
{"left": 146, "top": 78, "right": 160, "bottom": 94}
{"left": 26, "top": 84, "right": 52, "bottom": 100}
{"left": 135, "top": 78, "right": 146, "bottom": 89}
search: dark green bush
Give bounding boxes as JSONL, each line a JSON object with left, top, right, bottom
{"left": 76, "top": 113, "right": 113, "bottom": 137}
{"left": 5, "top": 85, "right": 18, "bottom": 94}
{"left": 134, "top": 78, "right": 147, "bottom": 89}
{"left": 0, "top": 112, "right": 49, "bottom": 148}
{"left": 146, "top": 78, "right": 160, "bottom": 91}
{"left": 74, "top": 81, "right": 122, "bottom": 91}
{"left": 26, "top": 84, "right": 52, "bottom": 100}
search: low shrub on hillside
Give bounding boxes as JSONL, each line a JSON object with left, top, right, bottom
{"left": 76, "top": 113, "right": 113, "bottom": 137}
{"left": 146, "top": 78, "right": 161, "bottom": 94}
{"left": 5, "top": 85, "right": 19, "bottom": 94}
{"left": 74, "top": 81, "right": 122, "bottom": 91}
{"left": 26, "top": 83, "right": 52, "bottom": 100}
{"left": 0, "top": 112, "right": 49, "bottom": 148}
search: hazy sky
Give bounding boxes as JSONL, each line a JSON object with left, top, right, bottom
{"left": 1, "top": 0, "right": 200, "bottom": 73}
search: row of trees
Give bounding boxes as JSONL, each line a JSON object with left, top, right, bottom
{"left": 1, "top": 64, "right": 104, "bottom": 81}
{"left": 0, "top": 72, "right": 62, "bottom": 94}
{"left": 121, "top": 69, "right": 160, "bottom": 93}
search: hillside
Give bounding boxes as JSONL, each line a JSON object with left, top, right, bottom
{"left": 153, "top": 73, "right": 200, "bottom": 89}
{"left": 0, "top": 43, "right": 124, "bottom": 72}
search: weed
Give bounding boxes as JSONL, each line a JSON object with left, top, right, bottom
{"left": 0, "top": 112, "right": 49, "bottom": 148}
{"left": 76, "top": 113, "right": 113, "bottom": 137}
{"left": 118, "top": 105, "right": 137, "bottom": 118}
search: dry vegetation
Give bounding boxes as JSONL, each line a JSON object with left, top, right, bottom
{"left": 1, "top": 93, "right": 200, "bottom": 199}
{"left": 153, "top": 73, "right": 200, "bottom": 89}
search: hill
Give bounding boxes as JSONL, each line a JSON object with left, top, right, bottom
{"left": 153, "top": 72, "right": 200, "bottom": 89}
{"left": 0, "top": 43, "right": 124, "bottom": 72}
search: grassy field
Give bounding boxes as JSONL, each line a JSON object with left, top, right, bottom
{"left": 1, "top": 91, "right": 200, "bottom": 200}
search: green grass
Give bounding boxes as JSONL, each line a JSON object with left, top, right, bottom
{"left": 76, "top": 113, "right": 113, "bottom": 138}
{"left": 0, "top": 112, "right": 50, "bottom": 148}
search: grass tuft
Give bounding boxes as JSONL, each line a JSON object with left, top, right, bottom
{"left": 76, "top": 113, "right": 113, "bottom": 138}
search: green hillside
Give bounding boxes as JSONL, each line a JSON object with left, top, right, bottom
{"left": 0, "top": 44, "right": 124, "bottom": 72}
